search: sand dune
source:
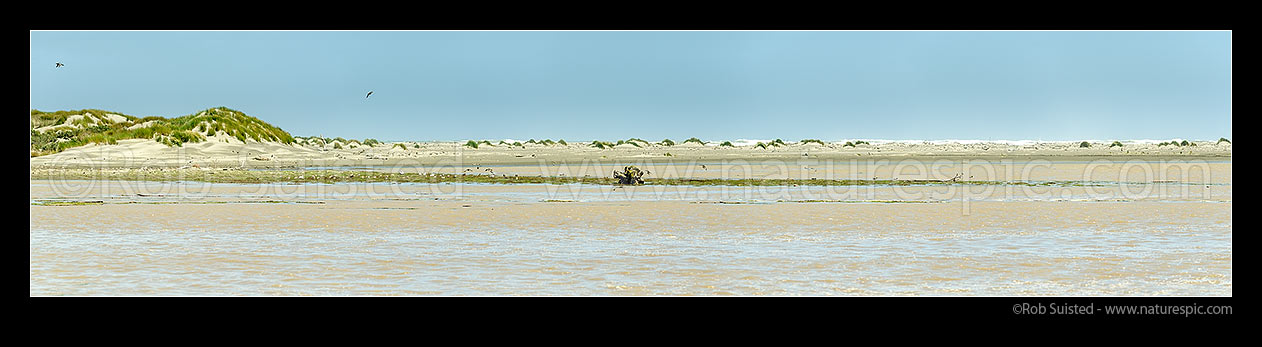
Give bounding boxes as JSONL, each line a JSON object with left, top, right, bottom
{"left": 30, "top": 137, "right": 1231, "bottom": 169}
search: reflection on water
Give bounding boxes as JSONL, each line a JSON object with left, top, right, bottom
{"left": 30, "top": 180, "right": 1232, "bottom": 296}
{"left": 30, "top": 159, "right": 1232, "bottom": 296}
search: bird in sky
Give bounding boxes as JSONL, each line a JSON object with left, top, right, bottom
{"left": 55, "top": 62, "right": 64, "bottom": 68}
{"left": 365, "top": 91, "right": 373, "bottom": 98}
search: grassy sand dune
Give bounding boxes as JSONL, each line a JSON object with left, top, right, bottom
{"left": 30, "top": 107, "right": 295, "bottom": 157}
{"left": 31, "top": 107, "right": 1231, "bottom": 170}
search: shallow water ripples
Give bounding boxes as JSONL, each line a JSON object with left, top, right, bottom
{"left": 31, "top": 199, "right": 1231, "bottom": 296}
{"left": 31, "top": 175, "right": 1231, "bottom": 296}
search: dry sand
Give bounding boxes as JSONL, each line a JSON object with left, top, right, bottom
{"left": 28, "top": 138, "right": 1232, "bottom": 295}
{"left": 30, "top": 138, "right": 1232, "bottom": 171}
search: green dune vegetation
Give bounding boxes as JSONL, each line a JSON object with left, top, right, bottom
{"left": 1217, "top": 138, "right": 1231, "bottom": 144}
{"left": 800, "top": 139, "right": 825, "bottom": 146}
{"left": 30, "top": 107, "right": 295, "bottom": 156}
{"left": 462, "top": 140, "right": 499, "bottom": 149}
{"left": 1109, "top": 141, "right": 1124, "bottom": 148}
{"left": 756, "top": 139, "right": 789, "bottom": 149}
{"left": 523, "top": 139, "right": 565, "bottom": 146}
{"left": 1079, "top": 141, "right": 1091, "bottom": 148}
{"left": 1157, "top": 140, "right": 1196, "bottom": 147}
{"left": 617, "top": 139, "right": 644, "bottom": 147}
{"left": 294, "top": 136, "right": 326, "bottom": 147}
{"left": 683, "top": 137, "right": 705, "bottom": 145}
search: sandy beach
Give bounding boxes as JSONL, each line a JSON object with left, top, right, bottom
{"left": 29, "top": 30, "right": 1233, "bottom": 299}
{"left": 28, "top": 137, "right": 1232, "bottom": 296}
{"left": 29, "top": 138, "right": 1232, "bottom": 169}
{"left": 30, "top": 179, "right": 1231, "bottom": 296}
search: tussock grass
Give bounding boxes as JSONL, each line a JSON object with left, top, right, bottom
{"left": 30, "top": 107, "right": 296, "bottom": 156}
{"left": 614, "top": 140, "right": 641, "bottom": 147}
{"left": 1157, "top": 140, "right": 1196, "bottom": 147}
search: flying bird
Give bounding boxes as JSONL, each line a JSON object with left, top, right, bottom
{"left": 365, "top": 91, "right": 373, "bottom": 98}
{"left": 55, "top": 62, "right": 64, "bottom": 68}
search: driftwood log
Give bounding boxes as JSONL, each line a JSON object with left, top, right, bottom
{"left": 613, "top": 166, "right": 649, "bottom": 185}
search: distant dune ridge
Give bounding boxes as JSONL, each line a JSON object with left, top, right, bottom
{"left": 30, "top": 107, "right": 1231, "bottom": 169}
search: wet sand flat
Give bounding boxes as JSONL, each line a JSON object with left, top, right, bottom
{"left": 30, "top": 181, "right": 1231, "bottom": 296}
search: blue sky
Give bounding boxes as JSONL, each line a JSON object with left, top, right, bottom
{"left": 30, "top": 31, "right": 1231, "bottom": 142}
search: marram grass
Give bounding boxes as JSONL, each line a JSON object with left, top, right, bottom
{"left": 31, "top": 107, "right": 295, "bottom": 156}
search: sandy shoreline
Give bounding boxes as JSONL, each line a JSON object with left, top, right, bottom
{"left": 29, "top": 139, "right": 1231, "bottom": 169}
{"left": 31, "top": 186, "right": 1232, "bottom": 295}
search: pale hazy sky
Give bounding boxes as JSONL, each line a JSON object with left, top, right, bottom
{"left": 30, "top": 30, "right": 1231, "bottom": 141}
